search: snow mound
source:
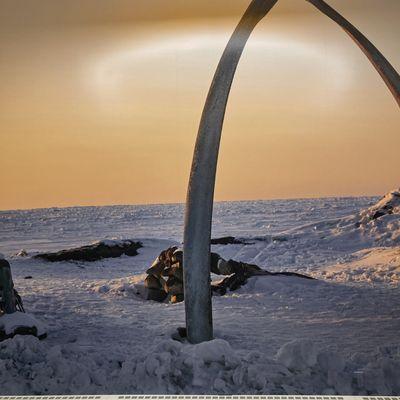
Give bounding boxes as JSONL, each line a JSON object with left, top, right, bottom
{"left": 315, "top": 247, "right": 400, "bottom": 285}
{"left": 0, "top": 312, "right": 46, "bottom": 337}
{"left": 274, "top": 339, "right": 400, "bottom": 395}
{"left": 1, "top": 336, "right": 399, "bottom": 395}
{"left": 360, "top": 189, "right": 400, "bottom": 222}
{"left": 86, "top": 274, "right": 146, "bottom": 297}
{"left": 276, "top": 339, "right": 319, "bottom": 369}
{"left": 0, "top": 335, "right": 118, "bottom": 395}
{"left": 330, "top": 189, "right": 400, "bottom": 246}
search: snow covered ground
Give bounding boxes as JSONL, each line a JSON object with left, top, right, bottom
{"left": 0, "top": 191, "right": 399, "bottom": 395}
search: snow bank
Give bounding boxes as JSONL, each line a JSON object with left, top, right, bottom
{"left": 315, "top": 189, "right": 400, "bottom": 247}
{"left": 360, "top": 189, "right": 400, "bottom": 222}
{"left": 0, "top": 335, "right": 399, "bottom": 395}
{"left": 316, "top": 247, "right": 400, "bottom": 285}
{"left": 0, "top": 312, "right": 46, "bottom": 337}
{"left": 112, "top": 338, "right": 400, "bottom": 395}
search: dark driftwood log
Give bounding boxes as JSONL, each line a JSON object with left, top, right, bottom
{"left": 211, "top": 236, "right": 251, "bottom": 245}
{"left": 35, "top": 240, "right": 142, "bottom": 262}
{"left": 211, "top": 270, "right": 314, "bottom": 296}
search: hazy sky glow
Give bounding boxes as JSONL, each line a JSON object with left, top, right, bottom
{"left": 0, "top": 0, "right": 399, "bottom": 210}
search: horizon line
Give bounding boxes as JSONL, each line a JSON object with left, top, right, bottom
{"left": 0, "top": 193, "right": 381, "bottom": 213}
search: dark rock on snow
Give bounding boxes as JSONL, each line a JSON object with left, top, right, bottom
{"left": 35, "top": 240, "right": 142, "bottom": 262}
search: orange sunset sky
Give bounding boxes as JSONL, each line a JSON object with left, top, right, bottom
{"left": 0, "top": 0, "right": 399, "bottom": 210}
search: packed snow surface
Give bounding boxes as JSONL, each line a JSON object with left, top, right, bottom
{"left": 0, "top": 193, "right": 399, "bottom": 395}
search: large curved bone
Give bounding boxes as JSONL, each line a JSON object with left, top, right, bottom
{"left": 306, "top": 0, "right": 400, "bottom": 107}
{"left": 183, "top": 0, "right": 399, "bottom": 344}
{"left": 183, "top": 0, "right": 279, "bottom": 344}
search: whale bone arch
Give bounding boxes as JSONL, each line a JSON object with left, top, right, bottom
{"left": 183, "top": 0, "right": 400, "bottom": 344}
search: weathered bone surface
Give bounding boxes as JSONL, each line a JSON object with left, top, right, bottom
{"left": 183, "top": 0, "right": 279, "bottom": 345}
{"left": 35, "top": 240, "right": 142, "bottom": 262}
{"left": 306, "top": 0, "right": 400, "bottom": 107}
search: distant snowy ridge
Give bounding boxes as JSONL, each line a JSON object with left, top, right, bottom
{"left": 276, "top": 188, "right": 400, "bottom": 247}
{"left": 214, "top": 189, "right": 400, "bottom": 244}
{"left": 360, "top": 188, "right": 400, "bottom": 222}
